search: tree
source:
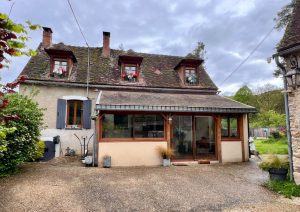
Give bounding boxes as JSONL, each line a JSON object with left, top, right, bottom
{"left": 0, "top": 12, "right": 41, "bottom": 176}
{"left": 187, "top": 41, "right": 207, "bottom": 60}
{"left": 232, "top": 85, "right": 256, "bottom": 107}
{"left": 251, "top": 110, "right": 286, "bottom": 128}
{"left": 274, "top": 0, "right": 296, "bottom": 30}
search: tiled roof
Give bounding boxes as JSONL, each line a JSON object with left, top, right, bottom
{"left": 96, "top": 90, "right": 256, "bottom": 113}
{"left": 277, "top": 0, "right": 300, "bottom": 52}
{"left": 20, "top": 43, "right": 218, "bottom": 90}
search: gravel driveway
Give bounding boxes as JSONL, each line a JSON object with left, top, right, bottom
{"left": 0, "top": 157, "right": 299, "bottom": 211}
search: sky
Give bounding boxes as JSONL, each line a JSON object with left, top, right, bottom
{"left": 0, "top": 0, "right": 290, "bottom": 95}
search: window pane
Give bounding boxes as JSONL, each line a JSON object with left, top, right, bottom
{"left": 68, "top": 102, "right": 75, "bottom": 125}
{"left": 221, "top": 118, "right": 228, "bottom": 137}
{"left": 185, "top": 68, "right": 197, "bottom": 84}
{"left": 134, "top": 115, "right": 164, "bottom": 138}
{"left": 75, "top": 101, "right": 82, "bottom": 125}
{"left": 230, "top": 118, "right": 238, "bottom": 137}
{"left": 102, "top": 114, "right": 133, "bottom": 138}
{"left": 124, "top": 65, "right": 138, "bottom": 82}
{"left": 53, "top": 60, "right": 67, "bottom": 76}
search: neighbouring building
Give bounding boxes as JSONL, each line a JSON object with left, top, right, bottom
{"left": 275, "top": 0, "right": 300, "bottom": 184}
{"left": 19, "top": 27, "right": 256, "bottom": 166}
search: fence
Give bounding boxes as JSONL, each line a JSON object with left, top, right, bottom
{"left": 249, "top": 128, "right": 280, "bottom": 138}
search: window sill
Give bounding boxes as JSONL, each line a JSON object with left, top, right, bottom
{"left": 65, "top": 127, "right": 83, "bottom": 130}
{"left": 221, "top": 138, "right": 241, "bottom": 141}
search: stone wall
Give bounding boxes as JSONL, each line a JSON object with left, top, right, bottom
{"left": 288, "top": 88, "right": 300, "bottom": 184}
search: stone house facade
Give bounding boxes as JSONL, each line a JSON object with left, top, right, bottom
{"left": 19, "top": 27, "right": 255, "bottom": 166}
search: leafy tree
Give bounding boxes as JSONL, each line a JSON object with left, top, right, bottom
{"left": 0, "top": 12, "right": 41, "bottom": 176}
{"left": 274, "top": 0, "right": 296, "bottom": 30}
{"left": 232, "top": 85, "right": 256, "bottom": 107}
{"left": 251, "top": 110, "right": 286, "bottom": 128}
{"left": 187, "top": 41, "right": 207, "bottom": 60}
{"left": 0, "top": 93, "right": 44, "bottom": 176}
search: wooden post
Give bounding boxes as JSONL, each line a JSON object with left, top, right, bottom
{"left": 216, "top": 115, "right": 222, "bottom": 163}
{"left": 239, "top": 116, "right": 245, "bottom": 162}
{"left": 166, "top": 115, "right": 172, "bottom": 150}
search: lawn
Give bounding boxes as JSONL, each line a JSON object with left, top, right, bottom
{"left": 263, "top": 180, "right": 300, "bottom": 198}
{"left": 254, "top": 138, "right": 288, "bottom": 154}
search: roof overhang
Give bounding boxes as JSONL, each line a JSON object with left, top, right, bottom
{"left": 45, "top": 48, "right": 77, "bottom": 62}
{"left": 174, "top": 58, "right": 203, "bottom": 70}
{"left": 95, "top": 90, "right": 256, "bottom": 113}
{"left": 118, "top": 55, "right": 143, "bottom": 65}
{"left": 275, "top": 43, "right": 300, "bottom": 57}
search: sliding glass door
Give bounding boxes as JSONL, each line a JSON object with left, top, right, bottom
{"left": 172, "top": 116, "right": 193, "bottom": 159}
{"left": 195, "top": 116, "right": 215, "bottom": 158}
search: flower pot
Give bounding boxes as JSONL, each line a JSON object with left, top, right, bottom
{"left": 163, "top": 159, "right": 171, "bottom": 167}
{"left": 269, "top": 168, "right": 288, "bottom": 181}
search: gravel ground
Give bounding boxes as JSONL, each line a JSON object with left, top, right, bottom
{"left": 0, "top": 157, "right": 299, "bottom": 212}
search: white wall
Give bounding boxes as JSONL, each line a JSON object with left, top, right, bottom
{"left": 221, "top": 141, "right": 242, "bottom": 162}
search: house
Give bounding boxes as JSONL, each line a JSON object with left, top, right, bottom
{"left": 19, "top": 27, "right": 256, "bottom": 166}
{"left": 274, "top": 0, "right": 300, "bottom": 184}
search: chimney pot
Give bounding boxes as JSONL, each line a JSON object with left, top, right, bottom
{"left": 42, "top": 27, "right": 52, "bottom": 48}
{"left": 102, "top": 31, "right": 110, "bottom": 58}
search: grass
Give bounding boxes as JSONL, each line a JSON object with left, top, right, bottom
{"left": 263, "top": 180, "right": 300, "bottom": 198}
{"left": 254, "top": 137, "right": 288, "bottom": 154}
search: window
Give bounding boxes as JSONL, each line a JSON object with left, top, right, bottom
{"left": 185, "top": 68, "right": 198, "bottom": 85}
{"left": 102, "top": 114, "right": 164, "bottom": 139}
{"left": 122, "top": 65, "right": 139, "bottom": 82}
{"left": 52, "top": 60, "right": 68, "bottom": 77}
{"left": 221, "top": 116, "right": 239, "bottom": 138}
{"left": 66, "top": 100, "right": 83, "bottom": 128}
{"left": 56, "top": 98, "right": 92, "bottom": 129}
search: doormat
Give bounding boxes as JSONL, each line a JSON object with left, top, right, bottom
{"left": 198, "top": 160, "right": 210, "bottom": 164}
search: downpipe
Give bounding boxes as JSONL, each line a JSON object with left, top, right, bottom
{"left": 274, "top": 55, "right": 294, "bottom": 181}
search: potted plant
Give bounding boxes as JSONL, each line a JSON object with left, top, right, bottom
{"left": 259, "top": 155, "right": 289, "bottom": 181}
{"left": 157, "top": 146, "right": 174, "bottom": 167}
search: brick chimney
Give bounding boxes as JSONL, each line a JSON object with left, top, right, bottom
{"left": 102, "top": 31, "right": 110, "bottom": 58}
{"left": 42, "top": 27, "right": 52, "bottom": 48}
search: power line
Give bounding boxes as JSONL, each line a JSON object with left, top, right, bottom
{"left": 218, "top": 27, "right": 274, "bottom": 87}
{"left": 66, "top": 0, "right": 90, "bottom": 97}
{"left": 66, "top": 0, "right": 89, "bottom": 47}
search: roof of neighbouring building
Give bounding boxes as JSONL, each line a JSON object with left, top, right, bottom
{"left": 277, "top": 0, "right": 300, "bottom": 52}
{"left": 20, "top": 43, "right": 218, "bottom": 90}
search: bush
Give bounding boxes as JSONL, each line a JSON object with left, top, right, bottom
{"left": 259, "top": 155, "right": 289, "bottom": 171}
{"left": 0, "top": 93, "right": 44, "bottom": 176}
{"left": 271, "top": 131, "right": 280, "bottom": 139}
{"left": 31, "top": 140, "right": 45, "bottom": 161}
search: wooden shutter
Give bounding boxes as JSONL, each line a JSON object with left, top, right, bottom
{"left": 83, "top": 99, "right": 92, "bottom": 129}
{"left": 56, "top": 99, "right": 67, "bottom": 129}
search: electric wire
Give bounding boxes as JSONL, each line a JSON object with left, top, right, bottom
{"left": 218, "top": 27, "right": 275, "bottom": 87}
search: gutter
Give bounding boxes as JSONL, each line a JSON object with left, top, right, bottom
{"left": 273, "top": 54, "right": 294, "bottom": 181}
{"left": 21, "top": 80, "right": 218, "bottom": 95}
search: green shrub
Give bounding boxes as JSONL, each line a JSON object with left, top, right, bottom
{"left": 0, "top": 93, "right": 44, "bottom": 176}
{"left": 31, "top": 140, "right": 45, "bottom": 160}
{"left": 259, "top": 155, "right": 289, "bottom": 171}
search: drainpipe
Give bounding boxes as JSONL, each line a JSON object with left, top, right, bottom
{"left": 274, "top": 55, "right": 294, "bottom": 181}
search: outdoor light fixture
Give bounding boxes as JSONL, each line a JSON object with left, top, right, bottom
{"left": 285, "top": 68, "right": 300, "bottom": 88}
{"left": 285, "top": 55, "right": 300, "bottom": 88}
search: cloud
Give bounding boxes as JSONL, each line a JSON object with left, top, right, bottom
{"left": 0, "top": 0, "right": 289, "bottom": 96}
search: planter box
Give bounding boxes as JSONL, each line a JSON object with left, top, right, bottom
{"left": 163, "top": 159, "right": 171, "bottom": 167}
{"left": 269, "top": 168, "right": 288, "bottom": 181}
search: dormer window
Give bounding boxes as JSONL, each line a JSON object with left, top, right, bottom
{"left": 185, "top": 68, "right": 198, "bottom": 85}
{"left": 123, "top": 64, "right": 139, "bottom": 82}
{"left": 118, "top": 55, "right": 143, "bottom": 83}
{"left": 52, "top": 60, "right": 68, "bottom": 77}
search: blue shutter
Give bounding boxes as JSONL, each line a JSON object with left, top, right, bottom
{"left": 83, "top": 99, "right": 92, "bottom": 129}
{"left": 56, "top": 99, "right": 66, "bottom": 129}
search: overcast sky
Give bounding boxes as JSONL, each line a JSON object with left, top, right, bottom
{"left": 1, "top": 0, "right": 289, "bottom": 95}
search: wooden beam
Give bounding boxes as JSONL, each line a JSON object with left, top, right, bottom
{"left": 239, "top": 116, "right": 245, "bottom": 162}
{"left": 216, "top": 115, "right": 222, "bottom": 163}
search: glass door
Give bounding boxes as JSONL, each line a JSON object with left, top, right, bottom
{"left": 172, "top": 116, "right": 193, "bottom": 159}
{"left": 195, "top": 116, "right": 216, "bottom": 159}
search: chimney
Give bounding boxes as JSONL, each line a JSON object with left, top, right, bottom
{"left": 42, "top": 27, "right": 52, "bottom": 48}
{"left": 102, "top": 31, "right": 110, "bottom": 58}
